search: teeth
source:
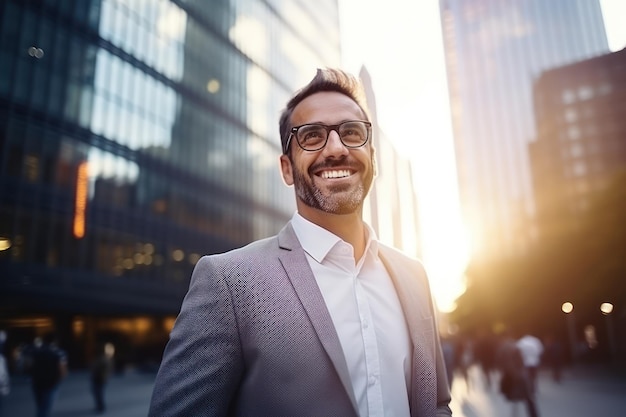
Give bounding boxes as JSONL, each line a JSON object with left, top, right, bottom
{"left": 321, "top": 170, "right": 351, "bottom": 179}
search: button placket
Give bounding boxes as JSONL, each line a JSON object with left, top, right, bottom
{"left": 354, "top": 278, "right": 383, "bottom": 416}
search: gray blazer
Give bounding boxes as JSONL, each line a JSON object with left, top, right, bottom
{"left": 149, "top": 223, "right": 452, "bottom": 417}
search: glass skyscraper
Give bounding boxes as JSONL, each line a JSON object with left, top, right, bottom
{"left": 0, "top": 0, "right": 341, "bottom": 366}
{"left": 440, "top": 0, "right": 609, "bottom": 260}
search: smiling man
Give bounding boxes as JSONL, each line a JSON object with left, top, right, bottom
{"left": 149, "top": 68, "right": 452, "bottom": 417}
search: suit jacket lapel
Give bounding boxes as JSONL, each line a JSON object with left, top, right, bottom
{"left": 379, "top": 247, "right": 437, "bottom": 417}
{"left": 276, "top": 224, "right": 359, "bottom": 413}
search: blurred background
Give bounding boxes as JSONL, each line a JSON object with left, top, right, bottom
{"left": 0, "top": 0, "right": 625, "bottom": 415}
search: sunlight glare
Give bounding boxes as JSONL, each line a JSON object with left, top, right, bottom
{"left": 340, "top": 0, "right": 626, "bottom": 313}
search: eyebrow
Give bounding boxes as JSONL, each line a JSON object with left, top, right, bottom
{"left": 297, "top": 119, "right": 359, "bottom": 125}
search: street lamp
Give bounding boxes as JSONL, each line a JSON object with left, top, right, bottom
{"left": 600, "top": 302, "right": 613, "bottom": 315}
{"left": 562, "top": 302, "right": 573, "bottom": 314}
{"left": 600, "top": 302, "right": 617, "bottom": 362}
{"left": 562, "top": 302, "right": 577, "bottom": 362}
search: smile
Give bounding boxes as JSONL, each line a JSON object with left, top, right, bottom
{"left": 319, "top": 169, "right": 353, "bottom": 179}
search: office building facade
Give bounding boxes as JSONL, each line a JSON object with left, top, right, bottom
{"left": 530, "top": 47, "right": 626, "bottom": 238}
{"left": 440, "top": 0, "right": 609, "bottom": 260}
{"left": 0, "top": 0, "right": 341, "bottom": 366}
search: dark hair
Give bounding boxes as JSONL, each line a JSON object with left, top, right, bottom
{"left": 279, "top": 68, "right": 370, "bottom": 155}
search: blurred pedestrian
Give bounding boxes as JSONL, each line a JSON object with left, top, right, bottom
{"left": 457, "top": 336, "right": 474, "bottom": 392}
{"left": 90, "top": 343, "right": 115, "bottom": 413}
{"left": 441, "top": 335, "right": 456, "bottom": 389}
{"left": 27, "top": 333, "right": 67, "bottom": 417}
{"left": 542, "top": 334, "right": 563, "bottom": 383}
{"left": 0, "top": 340, "right": 10, "bottom": 417}
{"left": 474, "top": 328, "right": 498, "bottom": 390}
{"left": 498, "top": 330, "right": 539, "bottom": 417}
{"left": 517, "top": 332, "right": 543, "bottom": 393}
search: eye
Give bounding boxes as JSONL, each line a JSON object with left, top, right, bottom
{"left": 298, "top": 126, "right": 326, "bottom": 144}
{"left": 303, "top": 130, "right": 324, "bottom": 140}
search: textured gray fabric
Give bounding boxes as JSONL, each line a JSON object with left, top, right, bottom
{"left": 148, "top": 224, "right": 452, "bottom": 417}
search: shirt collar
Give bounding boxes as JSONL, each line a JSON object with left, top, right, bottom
{"left": 290, "top": 212, "right": 379, "bottom": 263}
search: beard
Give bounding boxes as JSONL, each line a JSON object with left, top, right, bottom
{"left": 291, "top": 155, "right": 373, "bottom": 215}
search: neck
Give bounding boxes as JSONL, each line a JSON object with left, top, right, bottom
{"left": 298, "top": 207, "right": 368, "bottom": 261}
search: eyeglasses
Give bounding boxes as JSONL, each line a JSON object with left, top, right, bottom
{"left": 286, "top": 120, "right": 372, "bottom": 152}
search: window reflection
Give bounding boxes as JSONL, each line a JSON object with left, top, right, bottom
{"left": 91, "top": 49, "right": 176, "bottom": 150}
{"left": 99, "top": 0, "right": 186, "bottom": 80}
{"left": 87, "top": 148, "right": 139, "bottom": 208}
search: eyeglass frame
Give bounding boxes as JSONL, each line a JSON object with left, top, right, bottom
{"left": 284, "top": 120, "right": 372, "bottom": 153}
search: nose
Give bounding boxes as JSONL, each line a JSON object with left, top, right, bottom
{"left": 322, "top": 129, "right": 349, "bottom": 157}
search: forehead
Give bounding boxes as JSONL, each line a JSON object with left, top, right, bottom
{"left": 291, "top": 91, "right": 365, "bottom": 126}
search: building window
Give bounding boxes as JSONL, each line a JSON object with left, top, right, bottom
{"left": 577, "top": 85, "right": 593, "bottom": 101}
{"left": 564, "top": 107, "right": 577, "bottom": 123}
{"left": 598, "top": 82, "right": 612, "bottom": 95}
{"left": 570, "top": 143, "right": 583, "bottom": 158}
{"left": 567, "top": 125, "right": 581, "bottom": 140}
{"left": 572, "top": 161, "right": 587, "bottom": 177}
{"left": 561, "top": 89, "right": 576, "bottom": 104}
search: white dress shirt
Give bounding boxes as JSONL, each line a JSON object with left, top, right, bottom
{"left": 291, "top": 213, "right": 412, "bottom": 417}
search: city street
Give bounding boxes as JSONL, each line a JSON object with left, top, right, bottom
{"left": 2, "top": 364, "right": 625, "bottom": 416}
{"left": 448, "top": 364, "right": 626, "bottom": 417}
{"left": 2, "top": 369, "right": 155, "bottom": 417}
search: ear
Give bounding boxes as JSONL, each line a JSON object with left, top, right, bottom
{"left": 371, "top": 146, "right": 378, "bottom": 178}
{"left": 280, "top": 154, "right": 294, "bottom": 186}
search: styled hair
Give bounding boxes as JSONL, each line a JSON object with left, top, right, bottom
{"left": 279, "top": 68, "right": 370, "bottom": 155}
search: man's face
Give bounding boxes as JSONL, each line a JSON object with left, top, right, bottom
{"left": 280, "top": 91, "right": 375, "bottom": 216}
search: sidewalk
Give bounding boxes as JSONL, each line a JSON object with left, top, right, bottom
{"left": 4, "top": 364, "right": 625, "bottom": 416}
{"left": 3, "top": 370, "right": 156, "bottom": 417}
{"left": 450, "top": 364, "right": 626, "bottom": 417}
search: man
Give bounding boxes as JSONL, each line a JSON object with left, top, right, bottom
{"left": 498, "top": 330, "right": 540, "bottom": 417}
{"left": 90, "top": 342, "right": 115, "bottom": 413}
{"left": 0, "top": 331, "right": 9, "bottom": 417}
{"left": 28, "top": 333, "right": 67, "bottom": 417}
{"left": 516, "top": 333, "right": 544, "bottom": 394}
{"left": 149, "top": 68, "right": 452, "bottom": 416}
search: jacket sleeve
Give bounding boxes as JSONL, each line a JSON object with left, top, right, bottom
{"left": 433, "top": 311, "right": 453, "bottom": 416}
{"left": 431, "top": 288, "right": 452, "bottom": 417}
{"left": 148, "top": 256, "right": 243, "bottom": 416}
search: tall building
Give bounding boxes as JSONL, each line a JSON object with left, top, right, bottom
{"left": 440, "top": 0, "right": 609, "bottom": 260}
{"left": 0, "top": 0, "right": 341, "bottom": 366}
{"left": 529, "top": 48, "right": 626, "bottom": 358}
{"left": 360, "top": 67, "right": 422, "bottom": 258}
{"left": 530, "top": 47, "right": 626, "bottom": 239}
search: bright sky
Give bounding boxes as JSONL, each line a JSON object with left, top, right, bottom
{"left": 339, "top": 0, "right": 626, "bottom": 313}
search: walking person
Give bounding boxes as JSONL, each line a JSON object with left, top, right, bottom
{"left": 516, "top": 333, "right": 544, "bottom": 394}
{"left": 457, "top": 337, "right": 474, "bottom": 392}
{"left": 441, "top": 336, "right": 456, "bottom": 389}
{"left": 149, "top": 68, "right": 452, "bottom": 416}
{"left": 0, "top": 341, "right": 10, "bottom": 417}
{"left": 27, "top": 333, "right": 67, "bottom": 417}
{"left": 90, "top": 343, "right": 115, "bottom": 413}
{"left": 542, "top": 334, "right": 563, "bottom": 383}
{"left": 498, "top": 331, "right": 539, "bottom": 417}
{"left": 474, "top": 329, "right": 498, "bottom": 390}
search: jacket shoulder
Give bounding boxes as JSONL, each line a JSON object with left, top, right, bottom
{"left": 194, "top": 234, "right": 285, "bottom": 280}
{"left": 378, "top": 243, "right": 426, "bottom": 270}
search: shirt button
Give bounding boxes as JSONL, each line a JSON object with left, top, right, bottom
{"left": 362, "top": 320, "right": 368, "bottom": 328}
{"left": 369, "top": 375, "right": 377, "bottom": 386}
